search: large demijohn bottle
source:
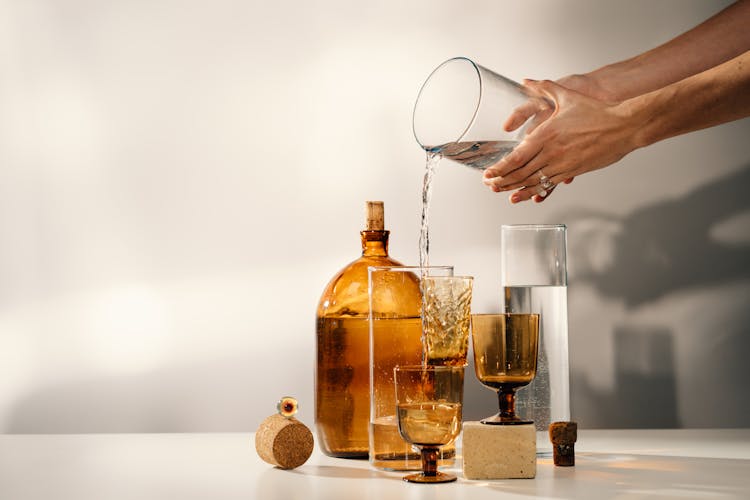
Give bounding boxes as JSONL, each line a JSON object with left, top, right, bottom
{"left": 315, "top": 201, "right": 403, "bottom": 458}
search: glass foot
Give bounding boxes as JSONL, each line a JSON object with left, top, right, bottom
{"left": 403, "top": 471, "right": 457, "bottom": 483}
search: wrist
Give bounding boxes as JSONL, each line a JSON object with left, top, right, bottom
{"left": 587, "top": 57, "right": 651, "bottom": 102}
{"left": 615, "top": 93, "right": 660, "bottom": 150}
{"left": 580, "top": 69, "right": 619, "bottom": 102}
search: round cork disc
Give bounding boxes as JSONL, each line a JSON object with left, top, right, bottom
{"left": 255, "top": 414, "right": 314, "bottom": 469}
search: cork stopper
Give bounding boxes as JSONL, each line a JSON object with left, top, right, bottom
{"left": 549, "top": 421, "right": 577, "bottom": 466}
{"left": 365, "top": 201, "right": 385, "bottom": 231}
{"left": 255, "top": 414, "right": 314, "bottom": 469}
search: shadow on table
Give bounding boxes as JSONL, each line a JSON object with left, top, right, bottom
{"left": 291, "top": 464, "right": 397, "bottom": 480}
{"left": 482, "top": 453, "right": 750, "bottom": 499}
{"left": 255, "top": 462, "right": 403, "bottom": 499}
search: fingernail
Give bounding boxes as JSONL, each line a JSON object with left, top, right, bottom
{"left": 510, "top": 193, "right": 521, "bottom": 203}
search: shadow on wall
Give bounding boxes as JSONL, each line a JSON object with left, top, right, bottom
{"left": 573, "top": 326, "right": 680, "bottom": 428}
{"left": 563, "top": 163, "right": 750, "bottom": 428}
{"left": 462, "top": 353, "right": 501, "bottom": 422}
{"left": 567, "top": 163, "right": 750, "bottom": 307}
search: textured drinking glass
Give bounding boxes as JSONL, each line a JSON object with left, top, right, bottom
{"left": 413, "top": 56, "right": 553, "bottom": 170}
{"left": 500, "top": 224, "right": 570, "bottom": 453}
{"left": 471, "top": 313, "right": 540, "bottom": 424}
{"left": 394, "top": 365, "right": 464, "bottom": 484}
{"left": 368, "top": 265, "right": 453, "bottom": 471}
{"left": 422, "top": 276, "right": 474, "bottom": 367}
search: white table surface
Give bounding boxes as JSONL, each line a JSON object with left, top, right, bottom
{"left": 1, "top": 429, "right": 748, "bottom": 499}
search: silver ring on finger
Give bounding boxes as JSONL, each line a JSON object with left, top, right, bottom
{"left": 535, "top": 185, "right": 548, "bottom": 197}
{"left": 538, "top": 170, "right": 554, "bottom": 191}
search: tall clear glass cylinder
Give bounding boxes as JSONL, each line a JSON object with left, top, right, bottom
{"left": 500, "top": 224, "right": 570, "bottom": 454}
{"left": 368, "top": 265, "right": 453, "bottom": 471}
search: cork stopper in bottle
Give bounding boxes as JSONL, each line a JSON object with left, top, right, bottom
{"left": 365, "top": 201, "right": 385, "bottom": 231}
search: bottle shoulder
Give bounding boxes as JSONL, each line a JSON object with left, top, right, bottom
{"left": 317, "top": 255, "right": 404, "bottom": 317}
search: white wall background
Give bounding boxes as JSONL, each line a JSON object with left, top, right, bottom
{"left": 1, "top": 0, "right": 748, "bottom": 433}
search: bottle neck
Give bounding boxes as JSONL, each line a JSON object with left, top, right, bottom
{"left": 361, "top": 230, "right": 389, "bottom": 257}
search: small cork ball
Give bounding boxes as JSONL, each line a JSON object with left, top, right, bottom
{"left": 255, "top": 414, "right": 314, "bottom": 469}
{"left": 549, "top": 421, "right": 578, "bottom": 466}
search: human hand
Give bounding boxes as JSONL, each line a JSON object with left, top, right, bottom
{"left": 492, "top": 73, "right": 614, "bottom": 203}
{"left": 483, "top": 79, "right": 637, "bottom": 203}
{"left": 503, "top": 74, "right": 611, "bottom": 136}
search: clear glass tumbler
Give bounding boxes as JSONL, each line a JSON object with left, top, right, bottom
{"left": 413, "top": 56, "right": 553, "bottom": 170}
{"left": 368, "top": 265, "right": 453, "bottom": 471}
{"left": 500, "top": 224, "right": 570, "bottom": 455}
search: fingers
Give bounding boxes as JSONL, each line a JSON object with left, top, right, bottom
{"left": 484, "top": 155, "right": 548, "bottom": 191}
{"left": 511, "top": 175, "right": 561, "bottom": 203}
{"left": 508, "top": 183, "right": 553, "bottom": 204}
{"left": 506, "top": 174, "right": 575, "bottom": 204}
{"left": 503, "top": 104, "right": 532, "bottom": 132}
{"left": 488, "top": 79, "right": 586, "bottom": 204}
{"left": 483, "top": 139, "right": 555, "bottom": 192}
{"left": 482, "top": 134, "right": 574, "bottom": 203}
{"left": 504, "top": 98, "right": 548, "bottom": 132}
{"left": 524, "top": 104, "right": 554, "bottom": 135}
{"left": 485, "top": 80, "right": 564, "bottom": 187}
{"left": 482, "top": 138, "right": 542, "bottom": 184}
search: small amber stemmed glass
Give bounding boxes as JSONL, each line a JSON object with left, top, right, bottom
{"left": 394, "top": 365, "right": 464, "bottom": 483}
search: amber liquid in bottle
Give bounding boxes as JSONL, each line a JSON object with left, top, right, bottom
{"left": 315, "top": 202, "right": 403, "bottom": 458}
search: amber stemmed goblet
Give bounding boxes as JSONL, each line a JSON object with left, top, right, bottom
{"left": 471, "top": 313, "right": 540, "bottom": 424}
{"left": 394, "top": 365, "right": 464, "bottom": 483}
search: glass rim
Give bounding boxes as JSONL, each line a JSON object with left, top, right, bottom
{"left": 367, "top": 265, "right": 453, "bottom": 272}
{"left": 500, "top": 223, "right": 567, "bottom": 230}
{"left": 471, "top": 312, "right": 540, "bottom": 318}
{"left": 412, "top": 56, "right": 482, "bottom": 149}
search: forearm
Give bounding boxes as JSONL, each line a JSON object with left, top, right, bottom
{"left": 625, "top": 50, "right": 750, "bottom": 149}
{"left": 586, "top": 0, "right": 750, "bottom": 101}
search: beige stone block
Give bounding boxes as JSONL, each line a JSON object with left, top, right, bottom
{"left": 462, "top": 421, "right": 536, "bottom": 479}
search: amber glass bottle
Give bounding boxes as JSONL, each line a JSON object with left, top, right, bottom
{"left": 315, "top": 201, "right": 403, "bottom": 458}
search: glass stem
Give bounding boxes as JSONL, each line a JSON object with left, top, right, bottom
{"left": 421, "top": 447, "right": 440, "bottom": 476}
{"left": 498, "top": 388, "right": 517, "bottom": 420}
